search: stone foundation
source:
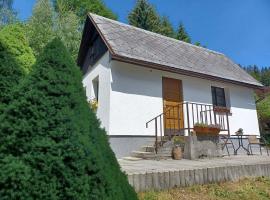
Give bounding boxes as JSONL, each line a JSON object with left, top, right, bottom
{"left": 184, "top": 135, "right": 222, "bottom": 159}
{"left": 127, "top": 162, "right": 270, "bottom": 192}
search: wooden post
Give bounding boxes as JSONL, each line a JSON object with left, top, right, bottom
{"left": 155, "top": 118, "right": 158, "bottom": 154}
{"left": 186, "top": 103, "right": 190, "bottom": 135}
{"left": 226, "top": 112, "right": 230, "bottom": 136}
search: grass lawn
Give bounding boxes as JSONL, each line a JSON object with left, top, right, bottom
{"left": 139, "top": 177, "right": 270, "bottom": 200}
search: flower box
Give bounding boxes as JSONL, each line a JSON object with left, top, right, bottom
{"left": 194, "top": 126, "right": 221, "bottom": 136}
{"left": 213, "top": 106, "right": 230, "bottom": 113}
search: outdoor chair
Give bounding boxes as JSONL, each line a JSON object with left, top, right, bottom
{"left": 247, "top": 135, "right": 269, "bottom": 156}
{"left": 219, "top": 134, "right": 235, "bottom": 156}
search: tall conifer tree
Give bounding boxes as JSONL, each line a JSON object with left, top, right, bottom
{"left": 128, "top": 0, "right": 160, "bottom": 33}
{"left": 176, "top": 23, "right": 191, "bottom": 43}
{"left": 159, "top": 16, "right": 175, "bottom": 38}
{"left": 0, "top": 38, "right": 137, "bottom": 200}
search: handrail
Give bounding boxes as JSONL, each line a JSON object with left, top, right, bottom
{"left": 146, "top": 105, "right": 179, "bottom": 128}
{"left": 145, "top": 101, "right": 231, "bottom": 154}
{"left": 145, "top": 105, "right": 180, "bottom": 154}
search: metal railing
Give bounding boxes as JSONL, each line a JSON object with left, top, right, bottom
{"left": 146, "top": 102, "right": 230, "bottom": 153}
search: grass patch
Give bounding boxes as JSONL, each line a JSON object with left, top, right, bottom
{"left": 139, "top": 177, "right": 270, "bottom": 200}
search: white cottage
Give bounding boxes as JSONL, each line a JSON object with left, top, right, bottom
{"left": 77, "top": 14, "right": 263, "bottom": 158}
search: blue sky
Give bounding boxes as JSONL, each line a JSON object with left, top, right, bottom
{"left": 14, "top": 0, "right": 270, "bottom": 67}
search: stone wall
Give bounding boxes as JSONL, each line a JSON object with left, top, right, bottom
{"left": 127, "top": 163, "right": 270, "bottom": 192}
{"left": 184, "top": 136, "right": 222, "bottom": 159}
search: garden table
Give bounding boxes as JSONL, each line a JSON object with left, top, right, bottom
{"left": 232, "top": 134, "right": 250, "bottom": 155}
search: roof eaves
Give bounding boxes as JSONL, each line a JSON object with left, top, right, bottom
{"left": 111, "top": 53, "right": 264, "bottom": 90}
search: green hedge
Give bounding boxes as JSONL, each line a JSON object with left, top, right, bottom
{"left": 0, "top": 38, "right": 137, "bottom": 200}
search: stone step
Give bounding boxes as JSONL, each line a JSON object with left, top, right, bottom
{"left": 160, "top": 146, "right": 173, "bottom": 150}
{"left": 140, "top": 145, "right": 172, "bottom": 153}
{"left": 140, "top": 145, "right": 155, "bottom": 152}
{"left": 121, "top": 156, "right": 143, "bottom": 161}
{"left": 132, "top": 150, "right": 171, "bottom": 159}
{"left": 158, "top": 150, "right": 172, "bottom": 155}
{"left": 156, "top": 154, "right": 171, "bottom": 158}
{"left": 131, "top": 151, "right": 157, "bottom": 159}
{"left": 162, "top": 141, "right": 174, "bottom": 147}
{"left": 140, "top": 145, "right": 173, "bottom": 152}
{"left": 130, "top": 138, "right": 174, "bottom": 160}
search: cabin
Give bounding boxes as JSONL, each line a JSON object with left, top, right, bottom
{"left": 77, "top": 13, "right": 263, "bottom": 158}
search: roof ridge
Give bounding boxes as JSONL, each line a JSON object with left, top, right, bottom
{"left": 89, "top": 13, "right": 224, "bottom": 57}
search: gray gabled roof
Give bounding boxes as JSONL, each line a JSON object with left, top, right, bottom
{"left": 85, "top": 13, "right": 263, "bottom": 88}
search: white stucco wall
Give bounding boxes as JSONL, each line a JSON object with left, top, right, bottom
{"left": 82, "top": 54, "right": 260, "bottom": 137}
{"left": 108, "top": 60, "right": 260, "bottom": 136}
{"left": 109, "top": 61, "right": 163, "bottom": 136}
{"left": 82, "top": 52, "right": 111, "bottom": 131}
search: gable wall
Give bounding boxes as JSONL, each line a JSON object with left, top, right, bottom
{"left": 82, "top": 51, "right": 111, "bottom": 131}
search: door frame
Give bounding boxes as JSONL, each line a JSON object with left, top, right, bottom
{"left": 162, "top": 77, "right": 184, "bottom": 135}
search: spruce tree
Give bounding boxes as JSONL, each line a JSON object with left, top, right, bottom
{"left": 0, "top": 24, "right": 35, "bottom": 105}
{"left": 0, "top": 38, "right": 137, "bottom": 200}
{"left": 176, "top": 23, "right": 191, "bottom": 43}
{"left": 159, "top": 16, "right": 175, "bottom": 38}
{"left": 128, "top": 0, "right": 160, "bottom": 33}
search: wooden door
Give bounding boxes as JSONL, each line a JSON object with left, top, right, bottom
{"left": 162, "top": 77, "right": 184, "bottom": 135}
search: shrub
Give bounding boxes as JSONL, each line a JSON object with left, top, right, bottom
{"left": 0, "top": 38, "right": 137, "bottom": 200}
{"left": 0, "top": 24, "right": 35, "bottom": 104}
{"left": 257, "top": 95, "right": 270, "bottom": 121}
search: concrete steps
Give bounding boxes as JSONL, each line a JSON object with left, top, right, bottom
{"left": 131, "top": 140, "right": 174, "bottom": 160}
{"left": 140, "top": 145, "right": 155, "bottom": 152}
{"left": 121, "top": 156, "right": 143, "bottom": 161}
{"left": 131, "top": 151, "right": 157, "bottom": 159}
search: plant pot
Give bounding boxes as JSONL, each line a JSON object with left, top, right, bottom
{"left": 172, "top": 146, "right": 182, "bottom": 160}
{"left": 194, "top": 126, "right": 220, "bottom": 136}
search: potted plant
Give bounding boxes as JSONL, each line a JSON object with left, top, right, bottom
{"left": 193, "top": 123, "right": 221, "bottom": 136}
{"left": 235, "top": 128, "right": 243, "bottom": 135}
{"left": 172, "top": 136, "right": 185, "bottom": 160}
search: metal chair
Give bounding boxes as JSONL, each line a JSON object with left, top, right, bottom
{"left": 247, "top": 135, "right": 269, "bottom": 156}
{"left": 220, "top": 134, "right": 235, "bottom": 156}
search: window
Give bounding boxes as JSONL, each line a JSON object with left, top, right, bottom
{"left": 211, "top": 86, "right": 226, "bottom": 107}
{"left": 92, "top": 77, "right": 99, "bottom": 102}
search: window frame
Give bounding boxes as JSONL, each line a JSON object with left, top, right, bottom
{"left": 92, "top": 77, "right": 99, "bottom": 102}
{"left": 211, "top": 86, "right": 227, "bottom": 108}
